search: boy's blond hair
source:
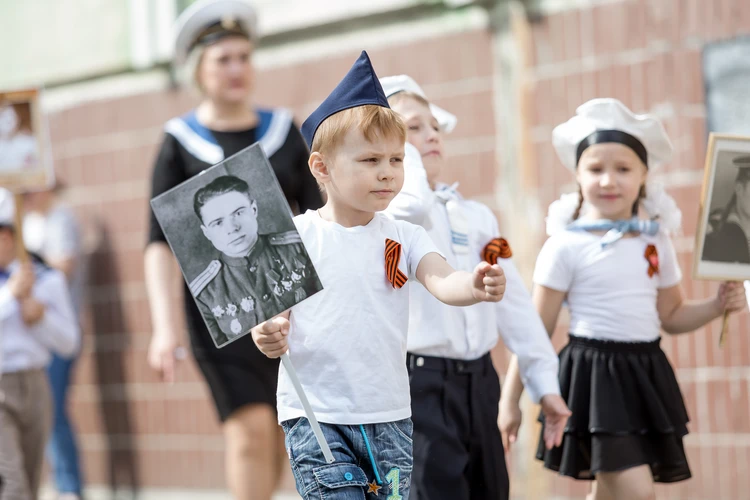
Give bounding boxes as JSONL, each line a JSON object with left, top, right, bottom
{"left": 311, "top": 105, "right": 406, "bottom": 156}
{"left": 386, "top": 91, "right": 430, "bottom": 109}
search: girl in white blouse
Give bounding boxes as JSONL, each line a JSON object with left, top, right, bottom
{"left": 500, "top": 98, "right": 747, "bottom": 500}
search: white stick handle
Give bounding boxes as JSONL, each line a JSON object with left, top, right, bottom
{"left": 280, "top": 353, "right": 335, "bottom": 463}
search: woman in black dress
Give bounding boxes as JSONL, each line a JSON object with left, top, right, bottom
{"left": 144, "top": 1, "right": 322, "bottom": 498}
{"left": 702, "top": 157, "right": 750, "bottom": 264}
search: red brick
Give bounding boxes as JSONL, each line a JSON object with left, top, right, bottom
{"left": 678, "top": 0, "right": 704, "bottom": 41}
{"left": 566, "top": 73, "right": 583, "bottom": 114}
{"left": 436, "top": 90, "right": 496, "bottom": 139}
{"left": 606, "top": 0, "right": 630, "bottom": 54}
{"left": 88, "top": 247, "right": 146, "bottom": 287}
{"left": 643, "top": 53, "right": 671, "bottom": 109}
{"left": 548, "top": 76, "right": 568, "bottom": 126}
{"left": 674, "top": 48, "right": 704, "bottom": 105}
{"left": 74, "top": 346, "right": 208, "bottom": 386}
{"left": 675, "top": 330, "right": 697, "bottom": 369}
{"left": 705, "top": 0, "right": 733, "bottom": 41}
{"left": 739, "top": 0, "right": 750, "bottom": 36}
{"left": 530, "top": 16, "right": 552, "bottom": 67}
{"left": 53, "top": 156, "right": 84, "bottom": 187}
{"left": 72, "top": 397, "right": 222, "bottom": 437}
{"left": 532, "top": 78, "right": 554, "bottom": 128}
{"left": 612, "top": 64, "right": 633, "bottom": 108}
{"left": 629, "top": 61, "right": 647, "bottom": 112}
{"left": 441, "top": 150, "right": 497, "bottom": 198}
{"left": 562, "top": 10, "right": 581, "bottom": 61}
{"left": 578, "top": 6, "right": 595, "bottom": 59}
{"left": 644, "top": 0, "right": 674, "bottom": 44}
{"left": 116, "top": 144, "right": 158, "bottom": 184}
{"left": 728, "top": 379, "right": 750, "bottom": 433}
{"left": 592, "top": 4, "right": 613, "bottom": 56}
{"left": 594, "top": 67, "right": 613, "bottom": 100}
{"left": 546, "top": 12, "right": 567, "bottom": 63}
{"left": 739, "top": 445, "right": 750, "bottom": 498}
{"left": 626, "top": 0, "right": 648, "bottom": 50}
{"left": 578, "top": 69, "right": 597, "bottom": 105}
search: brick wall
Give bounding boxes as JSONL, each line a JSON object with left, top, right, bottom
{"left": 42, "top": 1, "right": 750, "bottom": 497}
{"left": 499, "top": 1, "right": 750, "bottom": 499}
{"left": 46, "top": 28, "right": 496, "bottom": 494}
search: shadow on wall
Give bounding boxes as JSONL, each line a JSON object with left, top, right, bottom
{"left": 85, "top": 217, "right": 141, "bottom": 500}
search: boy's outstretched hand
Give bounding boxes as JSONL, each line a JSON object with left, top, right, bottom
{"left": 251, "top": 316, "right": 291, "bottom": 358}
{"left": 471, "top": 262, "right": 506, "bottom": 302}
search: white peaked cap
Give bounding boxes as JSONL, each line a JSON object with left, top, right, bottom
{"left": 379, "top": 74, "right": 458, "bottom": 134}
{"left": 552, "top": 98, "right": 673, "bottom": 171}
{"left": 173, "top": 0, "right": 259, "bottom": 65}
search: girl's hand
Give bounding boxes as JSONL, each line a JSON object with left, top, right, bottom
{"left": 716, "top": 281, "right": 747, "bottom": 315}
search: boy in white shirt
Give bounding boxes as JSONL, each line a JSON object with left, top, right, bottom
{"left": 380, "top": 74, "right": 571, "bottom": 499}
{"left": 251, "top": 51, "right": 506, "bottom": 499}
{"left": 0, "top": 188, "right": 80, "bottom": 499}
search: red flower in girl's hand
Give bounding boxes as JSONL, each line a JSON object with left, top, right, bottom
{"left": 645, "top": 244, "right": 659, "bottom": 278}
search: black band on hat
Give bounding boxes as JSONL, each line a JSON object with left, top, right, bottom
{"left": 576, "top": 129, "right": 648, "bottom": 168}
{"left": 190, "top": 21, "right": 250, "bottom": 53}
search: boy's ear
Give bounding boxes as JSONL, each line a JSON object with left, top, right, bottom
{"left": 309, "top": 152, "right": 330, "bottom": 184}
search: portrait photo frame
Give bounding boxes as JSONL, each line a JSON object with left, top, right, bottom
{"left": 150, "top": 143, "right": 323, "bottom": 348}
{"left": 0, "top": 87, "right": 54, "bottom": 191}
{"left": 693, "top": 133, "right": 750, "bottom": 281}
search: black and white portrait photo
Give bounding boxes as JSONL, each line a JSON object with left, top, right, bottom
{"left": 694, "top": 134, "right": 750, "bottom": 281}
{"left": 151, "top": 144, "right": 323, "bottom": 348}
{"left": 0, "top": 88, "right": 53, "bottom": 190}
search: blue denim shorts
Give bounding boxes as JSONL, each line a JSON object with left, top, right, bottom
{"left": 282, "top": 417, "right": 413, "bottom": 499}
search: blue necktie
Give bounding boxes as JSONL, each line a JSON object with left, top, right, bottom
{"left": 567, "top": 217, "right": 659, "bottom": 248}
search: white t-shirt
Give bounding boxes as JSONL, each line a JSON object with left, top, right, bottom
{"left": 533, "top": 229, "right": 682, "bottom": 342}
{"left": 276, "top": 210, "right": 441, "bottom": 425}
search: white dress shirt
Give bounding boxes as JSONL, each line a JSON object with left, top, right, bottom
{"left": 383, "top": 144, "right": 560, "bottom": 403}
{"left": 0, "top": 259, "right": 80, "bottom": 376}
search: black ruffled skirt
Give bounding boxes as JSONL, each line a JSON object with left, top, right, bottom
{"left": 536, "top": 334, "right": 691, "bottom": 483}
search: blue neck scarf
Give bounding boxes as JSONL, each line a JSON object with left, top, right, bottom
{"left": 567, "top": 217, "right": 659, "bottom": 247}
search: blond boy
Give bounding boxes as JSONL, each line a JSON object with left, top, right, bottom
{"left": 251, "top": 52, "right": 506, "bottom": 499}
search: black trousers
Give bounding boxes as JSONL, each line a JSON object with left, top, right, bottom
{"left": 407, "top": 352, "right": 509, "bottom": 500}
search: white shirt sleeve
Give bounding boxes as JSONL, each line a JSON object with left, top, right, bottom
{"left": 383, "top": 143, "right": 438, "bottom": 225}
{"left": 533, "top": 234, "right": 574, "bottom": 292}
{"left": 656, "top": 232, "right": 682, "bottom": 289}
{"left": 404, "top": 224, "right": 443, "bottom": 279}
{"left": 27, "top": 270, "right": 80, "bottom": 358}
{"left": 0, "top": 285, "right": 19, "bottom": 321}
{"left": 483, "top": 213, "right": 559, "bottom": 403}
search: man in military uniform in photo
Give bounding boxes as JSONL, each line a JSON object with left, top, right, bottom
{"left": 189, "top": 175, "right": 321, "bottom": 347}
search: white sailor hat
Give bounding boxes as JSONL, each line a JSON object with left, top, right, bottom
{"left": 173, "top": 0, "right": 259, "bottom": 65}
{"left": 552, "top": 98, "right": 673, "bottom": 171}
{"left": 379, "top": 74, "right": 458, "bottom": 133}
{"left": 0, "top": 188, "right": 15, "bottom": 228}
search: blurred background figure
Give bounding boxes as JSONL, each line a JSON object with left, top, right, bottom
{"left": 0, "top": 188, "right": 80, "bottom": 500}
{"left": 145, "top": 1, "right": 322, "bottom": 499}
{"left": 23, "top": 181, "right": 87, "bottom": 500}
